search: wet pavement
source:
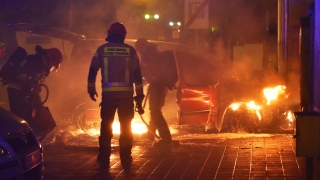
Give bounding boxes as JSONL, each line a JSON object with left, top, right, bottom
{"left": 41, "top": 127, "right": 306, "bottom": 180}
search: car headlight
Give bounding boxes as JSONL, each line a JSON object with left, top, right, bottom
{"left": 0, "top": 145, "right": 9, "bottom": 156}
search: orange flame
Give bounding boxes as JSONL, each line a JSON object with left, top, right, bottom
{"left": 263, "top": 85, "right": 286, "bottom": 105}
{"left": 229, "top": 101, "right": 261, "bottom": 120}
{"left": 76, "top": 117, "right": 177, "bottom": 138}
{"left": 229, "top": 102, "right": 241, "bottom": 110}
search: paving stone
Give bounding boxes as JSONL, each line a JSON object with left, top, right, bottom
{"left": 42, "top": 134, "right": 306, "bottom": 179}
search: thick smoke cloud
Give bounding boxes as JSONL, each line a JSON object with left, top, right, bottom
{"left": 43, "top": 0, "right": 311, "bottom": 129}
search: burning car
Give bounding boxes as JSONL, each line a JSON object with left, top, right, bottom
{"left": 219, "top": 74, "right": 298, "bottom": 133}
{"left": 0, "top": 107, "right": 43, "bottom": 179}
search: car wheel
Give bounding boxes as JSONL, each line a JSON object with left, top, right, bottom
{"left": 230, "top": 112, "right": 258, "bottom": 133}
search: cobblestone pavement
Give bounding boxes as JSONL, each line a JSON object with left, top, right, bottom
{"left": 42, "top": 132, "right": 306, "bottom": 180}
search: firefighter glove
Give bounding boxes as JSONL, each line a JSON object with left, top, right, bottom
{"left": 89, "top": 92, "right": 98, "bottom": 102}
{"left": 134, "top": 94, "right": 145, "bottom": 115}
{"left": 133, "top": 94, "right": 145, "bottom": 104}
{"left": 135, "top": 102, "right": 144, "bottom": 115}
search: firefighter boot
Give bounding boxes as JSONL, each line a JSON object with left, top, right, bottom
{"left": 119, "top": 146, "right": 132, "bottom": 169}
{"left": 97, "top": 137, "right": 111, "bottom": 166}
{"left": 153, "top": 127, "right": 173, "bottom": 153}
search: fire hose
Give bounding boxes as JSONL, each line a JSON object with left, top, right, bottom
{"left": 134, "top": 92, "right": 160, "bottom": 139}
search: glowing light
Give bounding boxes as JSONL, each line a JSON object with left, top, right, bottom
{"left": 112, "top": 119, "right": 148, "bottom": 134}
{"left": 80, "top": 118, "right": 148, "bottom": 137}
{"left": 229, "top": 102, "right": 241, "bottom": 110}
{"left": 246, "top": 101, "right": 261, "bottom": 111}
{"left": 211, "top": 26, "right": 217, "bottom": 32}
{"left": 154, "top": 14, "right": 159, "bottom": 19}
{"left": 131, "top": 119, "right": 148, "bottom": 134}
{"left": 229, "top": 101, "right": 261, "bottom": 120}
{"left": 112, "top": 122, "right": 120, "bottom": 134}
{"left": 169, "top": 22, "right": 181, "bottom": 27}
{"left": 87, "top": 128, "right": 100, "bottom": 136}
{"left": 145, "top": 14, "right": 150, "bottom": 19}
{"left": 256, "top": 111, "right": 262, "bottom": 120}
{"left": 263, "top": 85, "right": 286, "bottom": 105}
{"left": 286, "top": 110, "right": 294, "bottom": 122}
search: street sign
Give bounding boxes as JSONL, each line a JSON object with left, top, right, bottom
{"left": 128, "top": 11, "right": 141, "bottom": 24}
{"left": 184, "top": 0, "right": 209, "bottom": 29}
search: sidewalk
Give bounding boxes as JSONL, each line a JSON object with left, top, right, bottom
{"left": 42, "top": 131, "right": 306, "bottom": 180}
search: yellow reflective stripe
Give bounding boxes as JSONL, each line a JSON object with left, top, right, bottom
{"left": 125, "top": 57, "right": 129, "bottom": 82}
{"left": 88, "top": 83, "right": 95, "bottom": 87}
{"left": 135, "top": 84, "right": 143, "bottom": 89}
{"left": 102, "top": 87, "right": 133, "bottom": 91}
{"left": 103, "top": 57, "right": 108, "bottom": 82}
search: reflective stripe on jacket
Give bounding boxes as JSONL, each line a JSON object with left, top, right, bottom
{"left": 88, "top": 42, "right": 143, "bottom": 98}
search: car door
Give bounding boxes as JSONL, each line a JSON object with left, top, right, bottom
{"left": 174, "top": 51, "right": 218, "bottom": 128}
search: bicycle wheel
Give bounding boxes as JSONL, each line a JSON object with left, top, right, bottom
{"left": 39, "top": 84, "right": 49, "bottom": 104}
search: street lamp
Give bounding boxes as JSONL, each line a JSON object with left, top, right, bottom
{"left": 144, "top": 14, "right": 151, "bottom": 20}
{"left": 154, "top": 14, "right": 159, "bottom": 19}
{"left": 144, "top": 14, "right": 160, "bottom": 20}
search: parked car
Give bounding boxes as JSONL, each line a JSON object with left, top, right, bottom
{"left": 0, "top": 107, "right": 43, "bottom": 179}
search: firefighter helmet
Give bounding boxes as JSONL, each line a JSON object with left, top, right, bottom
{"left": 108, "top": 22, "right": 127, "bottom": 37}
{"left": 45, "top": 48, "right": 63, "bottom": 71}
{"left": 134, "top": 38, "right": 149, "bottom": 53}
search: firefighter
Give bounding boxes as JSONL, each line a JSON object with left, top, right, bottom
{"left": 4, "top": 45, "right": 62, "bottom": 140}
{"left": 87, "top": 22, "right": 144, "bottom": 168}
{"left": 134, "top": 38, "right": 178, "bottom": 148}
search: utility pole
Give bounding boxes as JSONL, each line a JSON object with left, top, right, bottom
{"left": 277, "top": 0, "right": 289, "bottom": 79}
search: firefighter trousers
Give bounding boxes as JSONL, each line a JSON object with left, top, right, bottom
{"left": 99, "top": 98, "right": 134, "bottom": 158}
{"left": 148, "top": 83, "right": 172, "bottom": 142}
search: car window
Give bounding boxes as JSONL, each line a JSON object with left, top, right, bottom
{"left": 175, "top": 51, "right": 215, "bottom": 86}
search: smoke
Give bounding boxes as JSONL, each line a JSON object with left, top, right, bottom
{"left": 43, "top": 0, "right": 305, "bottom": 132}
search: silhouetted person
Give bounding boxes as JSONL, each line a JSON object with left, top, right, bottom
{"left": 87, "top": 22, "right": 144, "bottom": 168}
{"left": 135, "top": 38, "right": 178, "bottom": 147}
{"left": 1, "top": 45, "right": 63, "bottom": 140}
